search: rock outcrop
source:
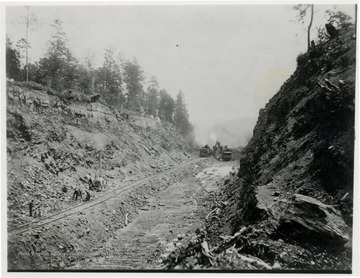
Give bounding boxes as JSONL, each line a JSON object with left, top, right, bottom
{"left": 269, "top": 194, "right": 349, "bottom": 246}
{"left": 226, "top": 25, "right": 355, "bottom": 269}
{"left": 236, "top": 25, "right": 355, "bottom": 226}
{"left": 164, "top": 25, "right": 355, "bottom": 271}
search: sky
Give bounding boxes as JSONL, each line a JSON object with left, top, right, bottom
{"left": 5, "top": 4, "right": 356, "bottom": 146}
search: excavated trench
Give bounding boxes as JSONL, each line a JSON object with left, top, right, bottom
{"left": 8, "top": 158, "right": 237, "bottom": 270}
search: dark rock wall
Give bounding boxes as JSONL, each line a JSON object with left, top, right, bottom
{"left": 234, "top": 26, "right": 355, "bottom": 230}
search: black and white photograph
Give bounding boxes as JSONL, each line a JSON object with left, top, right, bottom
{"left": 2, "top": 1, "right": 358, "bottom": 274}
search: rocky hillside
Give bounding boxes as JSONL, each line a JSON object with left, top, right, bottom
{"left": 7, "top": 82, "right": 193, "bottom": 230}
{"left": 235, "top": 25, "right": 355, "bottom": 230}
{"left": 164, "top": 26, "right": 355, "bottom": 271}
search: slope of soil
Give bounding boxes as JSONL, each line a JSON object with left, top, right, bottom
{"left": 7, "top": 82, "right": 193, "bottom": 230}
{"left": 6, "top": 81, "right": 196, "bottom": 269}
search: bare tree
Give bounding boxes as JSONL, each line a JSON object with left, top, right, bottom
{"left": 25, "top": 6, "right": 30, "bottom": 81}
{"left": 293, "top": 4, "right": 314, "bottom": 51}
{"left": 17, "top": 6, "right": 38, "bottom": 82}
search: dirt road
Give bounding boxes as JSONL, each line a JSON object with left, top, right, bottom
{"left": 70, "top": 161, "right": 237, "bottom": 270}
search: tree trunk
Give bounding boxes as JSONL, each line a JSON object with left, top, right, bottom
{"left": 25, "top": 6, "right": 29, "bottom": 82}
{"left": 307, "top": 4, "right": 314, "bottom": 51}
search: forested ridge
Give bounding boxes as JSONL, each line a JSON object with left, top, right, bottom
{"left": 6, "top": 19, "right": 195, "bottom": 144}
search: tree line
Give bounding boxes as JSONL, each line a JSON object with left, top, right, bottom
{"left": 6, "top": 18, "right": 195, "bottom": 143}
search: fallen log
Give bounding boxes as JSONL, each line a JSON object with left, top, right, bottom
{"left": 237, "top": 253, "right": 272, "bottom": 270}
{"left": 205, "top": 207, "right": 220, "bottom": 220}
{"left": 214, "top": 226, "right": 250, "bottom": 254}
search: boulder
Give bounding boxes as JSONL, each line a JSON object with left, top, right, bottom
{"left": 269, "top": 194, "right": 349, "bottom": 246}
{"left": 279, "top": 252, "right": 291, "bottom": 263}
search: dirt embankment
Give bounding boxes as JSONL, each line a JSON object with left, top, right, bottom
{"left": 6, "top": 81, "right": 198, "bottom": 269}
{"left": 164, "top": 26, "right": 355, "bottom": 271}
{"left": 7, "top": 83, "right": 193, "bottom": 230}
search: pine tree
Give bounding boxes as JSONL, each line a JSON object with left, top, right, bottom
{"left": 76, "top": 50, "right": 96, "bottom": 94}
{"left": 76, "top": 64, "right": 93, "bottom": 94}
{"left": 146, "top": 76, "right": 159, "bottom": 117}
{"left": 94, "top": 48, "right": 125, "bottom": 108}
{"left": 37, "top": 19, "right": 78, "bottom": 91}
{"left": 174, "top": 90, "right": 193, "bottom": 137}
{"left": 159, "top": 89, "right": 175, "bottom": 123}
{"left": 123, "top": 59, "right": 144, "bottom": 111}
{"left": 6, "top": 37, "right": 21, "bottom": 80}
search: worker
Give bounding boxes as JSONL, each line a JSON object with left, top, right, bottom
{"left": 73, "top": 188, "right": 79, "bottom": 201}
{"left": 29, "top": 200, "right": 34, "bottom": 217}
{"left": 84, "top": 190, "right": 91, "bottom": 202}
{"left": 88, "top": 177, "right": 93, "bottom": 190}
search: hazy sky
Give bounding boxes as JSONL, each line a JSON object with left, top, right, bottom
{"left": 6, "top": 4, "right": 356, "bottom": 146}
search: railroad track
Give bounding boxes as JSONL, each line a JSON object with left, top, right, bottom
{"left": 8, "top": 158, "right": 204, "bottom": 237}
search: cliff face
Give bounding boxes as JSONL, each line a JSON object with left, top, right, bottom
{"left": 238, "top": 25, "right": 355, "bottom": 224}
{"left": 199, "top": 26, "right": 355, "bottom": 271}
{"left": 7, "top": 82, "right": 193, "bottom": 230}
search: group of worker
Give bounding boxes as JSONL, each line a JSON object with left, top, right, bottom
{"left": 72, "top": 187, "right": 91, "bottom": 202}
{"left": 72, "top": 175, "right": 93, "bottom": 202}
{"left": 28, "top": 175, "right": 94, "bottom": 217}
